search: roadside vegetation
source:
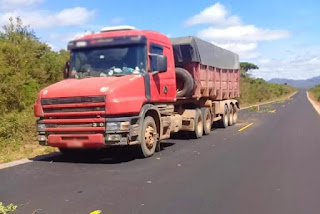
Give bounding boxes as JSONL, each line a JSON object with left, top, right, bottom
{"left": 0, "top": 18, "right": 296, "bottom": 164}
{"left": 308, "top": 85, "right": 320, "bottom": 102}
{"left": 0, "top": 18, "right": 68, "bottom": 163}
{"left": 0, "top": 202, "right": 17, "bottom": 214}
{"left": 239, "top": 62, "right": 296, "bottom": 107}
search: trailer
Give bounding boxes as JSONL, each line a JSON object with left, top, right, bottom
{"left": 34, "top": 26, "right": 240, "bottom": 157}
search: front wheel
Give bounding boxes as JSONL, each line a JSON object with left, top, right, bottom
{"left": 140, "top": 116, "right": 159, "bottom": 158}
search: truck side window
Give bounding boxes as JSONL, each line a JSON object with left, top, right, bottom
{"left": 150, "top": 43, "right": 163, "bottom": 71}
{"left": 150, "top": 44, "right": 163, "bottom": 55}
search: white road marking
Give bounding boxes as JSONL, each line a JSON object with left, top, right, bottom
{"left": 0, "top": 159, "right": 32, "bottom": 170}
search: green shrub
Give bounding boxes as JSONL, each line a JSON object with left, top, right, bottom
{"left": 0, "top": 17, "right": 68, "bottom": 161}
{"left": 239, "top": 76, "right": 295, "bottom": 106}
{"left": 0, "top": 202, "right": 17, "bottom": 214}
{"left": 309, "top": 85, "right": 320, "bottom": 101}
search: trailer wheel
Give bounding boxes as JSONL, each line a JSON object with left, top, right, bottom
{"left": 228, "top": 105, "right": 234, "bottom": 126}
{"left": 175, "top": 67, "right": 194, "bottom": 97}
{"left": 233, "top": 106, "right": 238, "bottom": 124}
{"left": 140, "top": 116, "right": 159, "bottom": 158}
{"left": 190, "top": 109, "right": 204, "bottom": 139}
{"left": 218, "top": 105, "right": 229, "bottom": 128}
{"left": 201, "top": 107, "right": 212, "bottom": 135}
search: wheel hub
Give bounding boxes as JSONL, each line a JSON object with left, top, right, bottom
{"left": 145, "top": 126, "right": 155, "bottom": 149}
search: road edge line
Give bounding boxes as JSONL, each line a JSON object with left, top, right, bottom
{"left": 0, "top": 158, "right": 33, "bottom": 170}
{"left": 240, "top": 91, "right": 298, "bottom": 111}
{"left": 306, "top": 91, "right": 320, "bottom": 115}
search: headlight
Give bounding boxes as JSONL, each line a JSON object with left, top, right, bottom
{"left": 120, "top": 122, "right": 130, "bottom": 131}
{"left": 106, "top": 122, "right": 130, "bottom": 131}
{"left": 37, "top": 123, "right": 46, "bottom": 132}
{"left": 106, "top": 122, "right": 120, "bottom": 131}
{"left": 38, "top": 135, "right": 47, "bottom": 142}
{"left": 106, "top": 134, "right": 121, "bottom": 142}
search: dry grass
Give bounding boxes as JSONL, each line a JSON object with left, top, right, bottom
{"left": 0, "top": 142, "right": 57, "bottom": 164}
{"left": 240, "top": 91, "right": 297, "bottom": 109}
{"left": 0, "top": 109, "right": 58, "bottom": 164}
{"left": 307, "top": 91, "right": 320, "bottom": 115}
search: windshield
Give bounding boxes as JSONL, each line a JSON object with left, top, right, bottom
{"left": 69, "top": 45, "right": 146, "bottom": 78}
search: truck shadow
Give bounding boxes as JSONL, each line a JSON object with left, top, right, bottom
{"left": 170, "top": 127, "right": 219, "bottom": 140}
{"left": 31, "top": 142, "right": 175, "bottom": 164}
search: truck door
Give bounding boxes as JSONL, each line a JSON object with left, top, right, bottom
{"left": 148, "top": 43, "right": 176, "bottom": 103}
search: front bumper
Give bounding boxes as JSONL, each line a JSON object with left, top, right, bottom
{"left": 48, "top": 134, "right": 105, "bottom": 148}
{"left": 37, "top": 116, "right": 141, "bottom": 148}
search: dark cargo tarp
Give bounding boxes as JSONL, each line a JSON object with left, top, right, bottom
{"left": 170, "top": 36, "right": 239, "bottom": 69}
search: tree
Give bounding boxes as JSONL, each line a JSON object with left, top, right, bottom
{"left": 240, "top": 62, "right": 259, "bottom": 77}
{"left": 0, "top": 17, "right": 69, "bottom": 113}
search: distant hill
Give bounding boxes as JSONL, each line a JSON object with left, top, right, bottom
{"left": 269, "top": 76, "right": 320, "bottom": 89}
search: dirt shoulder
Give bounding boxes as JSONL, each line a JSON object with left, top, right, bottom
{"left": 241, "top": 91, "right": 298, "bottom": 110}
{"left": 307, "top": 91, "right": 320, "bottom": 115}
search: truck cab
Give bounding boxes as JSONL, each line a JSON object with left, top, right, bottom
{"left": 34, "top": 26, "right": 176, "bottom": 156}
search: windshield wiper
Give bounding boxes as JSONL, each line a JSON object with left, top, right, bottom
{"left": 113, "top": 74, "right": 126, "bottom": 77}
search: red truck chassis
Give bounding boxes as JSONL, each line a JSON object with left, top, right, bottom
{"left": 34, "top": 27, "right": 239, "bottom": 157}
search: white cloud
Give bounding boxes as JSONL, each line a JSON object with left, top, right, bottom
{"left": 198, "top": 25, "right": 290, "bottom": 43}
{"left": 184, "top": 2, "right": 290, "bottom": 60}
{"left": 0, "top": 0, "right": 43, "bottom": 10}
{"left": 213, "top": 42, "right": 259, "bottom": 59}
{"left": 0, "top": 7, "right": 95, "bottom": 29}
{"left": 45, "top": 42, "right": 58, "bottom": 51}
{"left": 257, "top": 58, "right": 272, "bottom": 64}
{"left": 183, "top": 3, "right": 320, "bottom": 80}
{"left": 184, "top": 2, "right": 241, "bottom": 27}
{"left": 54, "top": 7, "right": 95, "bottom": 27}
{"left": 308, "top": 57, "right": 320, "bottom": 64}
{"left": 250, "top": 54, "right": 320, "bottom": 80}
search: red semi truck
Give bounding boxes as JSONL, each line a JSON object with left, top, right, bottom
{"left": 34, "top": 26, "right": 240, "bottom": 157}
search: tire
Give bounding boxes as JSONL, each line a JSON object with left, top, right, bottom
{"left": 175, "top": 67, "right": 194, "bottom": 97}
{"left": 201, "top": 107, "right": 212, "bottom": 135}
{"left": 190, "top": 109, "right": 204, "bottom": 139}
{"left": 228, "top": 105, "right": 234, "bottom": 126}
{"left": 233, "top": 106, "right": 238, "bottom": 124}
{"left": 218, "top": 105, "right": 229, "bottom": 128}
{"left": 140, "top": 116, "right": 159, "bottom": 158}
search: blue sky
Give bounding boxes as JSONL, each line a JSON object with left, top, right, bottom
{"left": 0, "top": 0, "right": 319, "bottom": 80}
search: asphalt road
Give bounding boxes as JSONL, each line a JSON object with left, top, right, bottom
{"left": 1, "top": 91, "right": 320, "bottom": 214}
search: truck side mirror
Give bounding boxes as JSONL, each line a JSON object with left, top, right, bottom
{"left": 150, "top": 55, "right": 167, "bottom": 74}
{"left": 63, "top": 61, "right": 70, "bottom": 79}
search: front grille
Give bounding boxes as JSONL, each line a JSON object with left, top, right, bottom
{"left": 41, "top": 96, "right": 105, "bottom": 105}
{"left": 46, "top": 123, "right": 100, "bottom": 128}
{"left": 44, "top": 106, "right": 105, "bottom": 113}
{"left": 41, "top": 96, "right": 106, "bottom": 134}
